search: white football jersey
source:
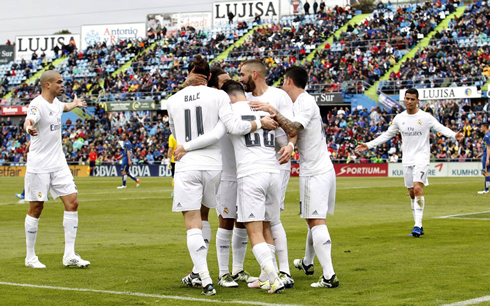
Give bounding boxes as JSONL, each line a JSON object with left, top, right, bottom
{"left": 26, "top": 96, "right": 67, "bottom": 173}
{"left": 246, "top": 87, "right": 294, "bottom": 170}
{"left": 220, "top": 134, "right": 237, "bottom": 181}
{"left": 367, "top": 109, "right": 457, "bottom": 166}
{"left": 167, "top": 85, "right": 251, "bottom": 172}
{"left": 293, "top": 92, "right": 333, "bottom": 176}
{"left": 229, "top": 101, "right": 280, "bottom": 179}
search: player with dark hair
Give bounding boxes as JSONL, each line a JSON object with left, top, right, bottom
{"left": 250, "top": 65, "right": 339, "bottom": 289}
{"left": 117, "top": 132, "right": 141, "bottom": 189}
{"left": 478, "top": 122, "right": 490, "bottom": 194}
{"left": 356, "top": 88, "right": 464, "bottom": 237}
{"left": 240, "top": 59, "right": 295, "bottom": 287}
{"left": 167, "top": 55, "right": 277, "bottom": 296}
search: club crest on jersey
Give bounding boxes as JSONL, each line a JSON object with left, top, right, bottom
{"left": 223, "top": 207, "right": 229, "bottom": 215}
{"left": 37, "top": 192, "right": 42, "bottom": 198}
{"left": 418, "top": 120, "right": 422, "bottom": 125}
{"left": 28, "top": 106, "right": 38, "bottom": 116}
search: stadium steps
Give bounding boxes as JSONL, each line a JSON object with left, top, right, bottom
{"left": 210, "top": 25, "right": 263, "bottom": 64}
{"left": 272, "top": 13, "right": 369, "bottom": 87}
{"left": 4, "top": 56, "right": 67, "bottom": 99}
{"left": 364, "top": 6, "right": 466, "bottom": 102}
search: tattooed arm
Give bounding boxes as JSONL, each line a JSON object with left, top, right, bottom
{"left": 248, "top": 101, "right": 301, "bottom": 137}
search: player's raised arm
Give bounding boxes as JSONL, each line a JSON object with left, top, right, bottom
{"left": 64, "top": 95, "right": 87, "bottom": 112}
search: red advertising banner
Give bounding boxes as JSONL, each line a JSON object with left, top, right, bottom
{"left": 334, "top": 164, "right": 388, "bottom": 177}
{"left": 290, "top": 163, "right": 388, "bottom": 177}
{"left": 290, "top": 163, "right": 300, "bottom": 177}
{"left": 1, "top": 105, "right": 28, "bottom": 116}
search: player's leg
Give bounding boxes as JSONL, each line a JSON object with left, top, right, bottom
{"left": 294, "top": 175, "right": 317, "bottom": 276}
{"left": 294, "top": 223, "right": 315, "bottom": 276}
{"left": 127, "top": 169, "right": 139, "bottom": 184}
{"left": 301, "top": 171, "right": 338, "bottom": 288}
{"left": 118, "top": 164, "right": 128, "bottom": 189}
{"left": 171, "top": 162, "right": 175, "bottom": 197}
{"left": 238, "top": 173, "right": 283, "bottom": 293}
{"left": 214, "top": 179, "right": 239, "bottom": 287}
{"left": 54, "top": 168, "right": 90, "bottom": 267}
{"left": 410, "top": 165, "right": 429, "bottom": 237}
{"left": 232, "top": 221, "right": 258, "bottom": 283}
{"left": 271, "top": 169, "right": 291, "bottom": 277}
{"left": 16, "top": 189, "right": 25, "bottom": 200}
{"left": 24, "top": 172, "right": 48, "bottom": 268}
{"left": 479, "top": 165, "right": 490, "bottom": 194}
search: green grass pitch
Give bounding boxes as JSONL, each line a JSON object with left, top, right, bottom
{"left": 0, "top": 176, "right": 489, "bottom": 305}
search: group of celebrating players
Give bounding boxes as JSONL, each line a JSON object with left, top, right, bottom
{"left": 21, "top": 55, "right": 464, "bottom": 297}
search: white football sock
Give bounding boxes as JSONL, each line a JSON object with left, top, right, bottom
{"left": 414, "top": 196, "right": 425, "bottom": 228}
{"left": 268, "top": 244, "right": 279, "bottom": 273}
{"left": 192, "top": 221, "right": 211, "bottom": 274}
{"left": 411, "top": 198, "right": 415, "bottom": 220}
{"left": 63, "top": 211, "right": 78, "bottom": 259}
{"left": 231, "top": 227, "right": 248, "bottom": 276}
{"left": 216, "top": 228, "right": 232, "bottom": 277}
{"left": 25, "top": 215, "right": 39, "bottom": 260}
{"left": 271, "top": 222, "right": 290, "bottom": 274}
{"left": 304, "top": 225, "right": 315, "bottom": 266}
{"left": 312, "top": 225, "right": 335, "bottom": 280}
{"left": 187, "top": 228, "right": 211, "bottom": 286}
{"left": 252, "top": 242, "right": 278, "bottom": 283}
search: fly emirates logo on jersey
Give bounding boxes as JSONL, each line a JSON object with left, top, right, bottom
{"left": 50, "top": 118, "right": 61, "bottom": 132}
{"left": 401, "top": 121, "right": 423, "bottom": 137}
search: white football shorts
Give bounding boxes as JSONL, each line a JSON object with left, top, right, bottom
{"left": 172, "top": 170, "right": 221, "bottom": 212}
{"left": 216, "top": 179, "right": 238, "bottom": 219}
{"left": 25, "top": 167, "right": 77, "bottom": 202}
{"left": 236, "top": 172, "right": 281, "bottom": 223}
{"left": 279, "top": 169, "right": 291, "bottom": 211}
{"left": 300, "top": 169, "right": 336, "bottom": 219}
{"left": 404, "top": 164, "right": 429, "bottom": 188}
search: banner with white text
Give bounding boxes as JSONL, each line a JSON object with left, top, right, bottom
{"left": 388, "top": 162, "right": 482, "bottom": 178}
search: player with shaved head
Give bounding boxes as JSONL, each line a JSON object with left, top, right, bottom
{"left": 23, "top": 70, "right": 90, "bottom": 269}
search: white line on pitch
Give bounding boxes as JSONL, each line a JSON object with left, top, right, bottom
{"left": 435, "top": 211, "right": 490, "bottom": 219}
{"left": 442, "top": 295, "right": 490, "bottom": 305}
{"left": 0, "top": 282, "right": 300, "bottom": 306}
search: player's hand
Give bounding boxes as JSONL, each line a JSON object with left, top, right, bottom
{"left": 260, "top": 116, "right": 278, "bottom": 130}
{"left": 355, "top": 143, "right": 369, "bottom": 152}
{"left": 183, "top": 68, "right": 207, "bottom": 87}
{"left": 455, "top": 130, "right": 464, "bottom": 142}
{"left": 74, "top": 94, "right": 87, "bottom": 108}
{"left": 174, "top": 145, "right": 187, "bottom": 161}
{"left": 249, "top": 101, "right": 276, "bottom": 115}
{"left": 278, "top": 145, "right": 293, "bottom": 164}
{"left": 26, "top": 126, "right": 38, "bottom": 136}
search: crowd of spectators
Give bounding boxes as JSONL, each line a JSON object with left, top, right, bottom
{"left": 95, "top": 24, "right": 251, "bottom": 101}
{"left": 0, "top": 107, "right": 174, "bottom": 167}
{"left": 304, "top": 0, "right": 458, "bottom": 94}
{"left": 380, "top": 1, "right": 488, "bottom": 93}
{"left": 213, "top": 5, "right": 357, "bottom": 86}
{"left": 1, "top": 97, "right": 488, "bottom": 167}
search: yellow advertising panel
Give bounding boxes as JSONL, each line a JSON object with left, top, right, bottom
{"left": 0, "top": 166, "right": 90, "bottom": 177}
